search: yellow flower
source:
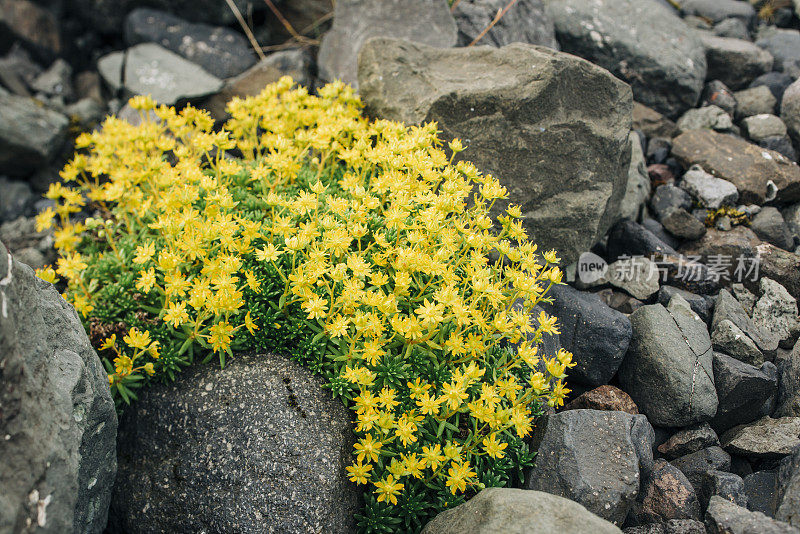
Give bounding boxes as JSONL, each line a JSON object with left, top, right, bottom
{"left": 207, "top": 321, "right": 234, "bottom": 353}
{"left": 123, "top": 327, "right": 152, "bottom": 350}
{"left": 354, "top": 434, "right": 382, "bottom": 463}
{"left": 136, "top": 268, "right": 157, "bottom": 293}
{"left": 163, "top": 301, "right": 189, "bottom": 328}
{"left": 374, "top": 475, "right": 403, "bottom": 505}
{"left": 256, "top": 243, "right": 282, "bottom": 262}
{"left": 35, "top": 207, "right": 55, "bottom": 232}
{"left": 244, "top": 311, "right": 259, "bottom": 334}
{"left": 99, "top": 334, "right": 116, "bottom": 351}
{"left": 482, "top": 433, "right": 508, "bottom": 459}
{"left": 445, "top": 461, "right": 476, "bottom": 495}
{"left": 35, "top": 266, "right": 59, "bottom": 284}
{"left": 422, "top": 444, "right": 446, "bottom": 471}
{"left": 346, "top": 460, "right": 372, "bottom": 485}
{"left": 114, "top": 355, "right": 133, "bottom": 376}
{"left": 133, "top": 242, "right": 155, "bottom": 264}
{"left": 143, "top": 362, "right": 155, "bottom": 376}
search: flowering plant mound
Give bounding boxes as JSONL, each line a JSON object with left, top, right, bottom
{"left": 38, "top": 77, "right": 574, "bottom": 532}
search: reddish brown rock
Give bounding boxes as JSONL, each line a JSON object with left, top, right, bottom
{"left": 630, "top": 459, "right": 702, "bottom": 525}
{"left": 649, "top": 164, "right": 676, "bottom": 187}
{"left": 0, "top": 0, "right": 61, "bottom": 57}
{"left": 672, "top": 129, "right": 800, "bottom": 205}
{"left": 563, "top": 385, "right": 639, "bottom": 415}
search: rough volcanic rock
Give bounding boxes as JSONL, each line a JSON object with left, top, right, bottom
{"left": 721, "top": 417, "right": 800, "bottom": 461}
{"left": 705, "top": 495, "right": 800, "bottom": 533}
{"left": 0, "top": 93, "right": 68, "bottom": 176}
{"left": 452, "top": 0, "right": 558, "bottom": 48}
{"left": 700, "top": 35, "right": 774, "bottom": 91}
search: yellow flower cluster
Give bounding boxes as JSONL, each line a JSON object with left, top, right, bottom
{"left": 44, "top": 77, "right": 574, "bottom": 504}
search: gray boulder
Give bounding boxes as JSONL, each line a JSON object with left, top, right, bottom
{"left": 0, "top": 93, "right": 68, "bottom": 176}
{"left": 658, "top": 423, "right": 720, "bottom": 461}
{"left": 743, "top": 114, "right": 789, "bottom": 143}
{"left": 751, "top": 208, "right": 796, "bottom": 251}
{"left": 122, "top": 43, "right": 223, "bottom": 105}
{"left": 757, "top": 29, "right": 800, "bottom": 78}
{"left": 678, "top": 164, "right": 739, "bottom": 210}
{"left": 123, "top": 8, "right": 257, "bottom": 79}
{"left": 0, "top": 240, "right": 117, "bottom": 533}
{"left": 540, "top": 284, "right": 632, "bottom": 387}
{"left": 777, "top": 445, "right": 800, "bottom": 527}
{"left": 453, "top": 0, "right": 558, "bottom": 48}
{"left": 713, "top": 289, "right": 779, "bottom": 356}
{"left": 108, "top": 351, "right": 360, "bottom": 534}
{"left": 618, "top": 297, "right": 718, "bottom": 427}
{"left": 706, "top": 496, "right": 800, "bottom": 533}
{"left": 525, "top": 409, "right": 654, "bottom": 525}
{"left": 544, "top": 0, "right": 707, "bottom": 118}
{"left": 671, "top": 446, "right": 732, "bottom": 493}
{"left": 698, "top": 470, "right": 748, "bottom": 512}
{"left": 318, "top": 0, "right": 457, "bottom": 88}
{"left": 680, "top": 0, "right": 755, "bottom": 25}
{"left": 359, "top": 38, "right": 632, "bottom": 265}
{"left": 737, "top": 85, "right": 778, "bottom": 120}
{"left": 421, "top": 488, "right": 623, "bottom": 534}
{"left": 711, "top": 319, "right": 765, "bottom": 367}
{"left": 676, "top": 105, "right": 734, "bottom": 133}
{"left": 700, "top": 35, "right": 773, "bottom": 91}
{"left": 744, "top": 470, "right": 780, "bottom": 517}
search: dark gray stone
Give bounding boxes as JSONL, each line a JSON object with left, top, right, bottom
{"left": 30, "top": 58, "right": 73, "bottom": 101}
{"left": 623, "top": 520, "right": 706, "bottom": 534}
{"left": 319, "top": 0, "right": 457, "bottom": 88}
{"left": 421, "top": 487, "right": 624, "bottom": 534}
{"left": 679, "top": 165, "right": 739, "bottom": 210}
{"left": 620, "top": 130, "right": 651, "bottom": 222}
{"left": 607, "top": 219, "right": 677, "bottom": 261}
{"left": 651, "top": 185, "right": 693, "bottom": 221}
{"left": 744, "top": 470, "right": 779, "bottom": 517}
{"left": 711, "top": 352, "right": 779, "bottom": 434}
{"left": 540, "top": 284, "right": 632, "bottom": 387}
{"left": 124, "top": 8, "right": 257, "bottom": 79}
{"left": 699, "top": 470, "right": 748, "bottom": 511}
{"left": 108, "top": 351, "right": 360, "bottom": 534}
{"left": 0, "top": 240, "right": 117, "bottom": 533}
{"left": 658, "top": 423, "right": 720, "bottom": 461}
{"left": 677, "top": 105, "right": 734, "bottom": 133}
{"left": 713, "top": 18, "right": 750, "bottom": 40}
{"left": 634, "top": 102, "right": 682, "bottom": 139}
{"left": 0, "top": 177, "right": 34, "bottom": 223}
{"left": 525, "top": 409, "right": 653, "bottom": 525}
{"left": 358, "top": 39, "right": 632, "bottom": 266}
{"left": 760, "top": 136, "right": 798, "bottom": 162}
{"left": 662, "top": 208, "right": 707, "bottom": 241}
{"left": 642, "top": 218, "right": 683, "bottom": 251}
{"left": 671, "top": 446, "right": 732, "bottom": 493}
{"left": 618, "top": 297, "right": 718, "bottom": 427}
{"left": 782, "top": 79, "right": 800, "bottom": 158}
{"left": 743, "top": 114, "right": 788, "bottom": 144}
{"left": 752, "top": 208, "right": 796, "bottom": 251}
{"left": 0, "top": 93, "right": 68, "bottom": 176}
{"left": 453, "top": 0, "right": 558, "bottom": 48}
{"left": 700, "top": 35, "right": 773, "bottom": 91}
{"left": 544, "top": 0, "right": 707, "bottom": 119}
{"left": 706, "top": 495, "right": 800, "bottom": 533}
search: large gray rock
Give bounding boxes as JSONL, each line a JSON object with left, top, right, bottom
{"left": 713, "top": 289, "right": 779, "bottom": 356}
{"left": 359, "top": 39, "right": 632, "bottom": 265}
{"left": 123, "top": 8, "right": 257, "bottom": 79}
{"left": 0, "top": 93, "right": 68, "bottom": 176}
{"left": 0, "top": 240, "right": 117, "bottom": 533}
{"left": 680, "top": 0, "right": 755, "bottom": 25}
{"left": 751, "top": 208, "right": 796, "bottom": 252}
{"left": 318, "top": 0, "right": 456, "bottom": 88}
{"left": 544, "top": 0, "right": 707, "bottom": 118}
{"left": 421, "top": 487, "right": 623, "bottom": 533}
{"left": 453, "top": 0, "right": 558, "bottom": 48}
{"left": 680, "top": 164, "right": 739, "bottom": 209}
{"left": 108, "top": 351, "right": 359, "bottom": 533}
{"left": 676, "top": 105, "right": 734, "bottom": 133}
{"left": 122, "top": 43, "right": 223, "bottom": 105}
{"left": 672, "top": 129, "right": 800, "bottom": 205}
{"left": 618, "top": 297, "right": 718, "bottom": 427}
{"left": 706, "top": 496, "right": 800, "bottom": 534}
{"left": 671, "top": 446, "right": 732, "bottom": 493}
{"left": 524, "top": 409, "right": 653, "bottom": 525}
{"left": 711, "top": 319, "right": 765, "bottom": 367}
{"left": 700, "top": 35, "right": 773, "bottom": 91}
{"left": 540, "top": 284, "right": 632, "bottom": 387}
